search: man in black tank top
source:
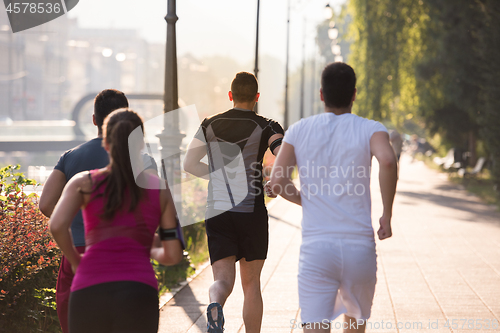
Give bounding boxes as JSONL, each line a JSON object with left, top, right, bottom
{"left": 184, "top": 72, "right": 284, "bottom": 333}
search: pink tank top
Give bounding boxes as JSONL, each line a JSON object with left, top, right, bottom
{"left": 71, "top": 170, "right": 161, "bottom": 292}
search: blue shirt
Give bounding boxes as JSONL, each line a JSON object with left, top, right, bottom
{"left": 54, "top": 137, "right": 157, "bottom": 247}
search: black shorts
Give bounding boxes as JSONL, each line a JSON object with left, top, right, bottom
{"left": 69, "top": 281, "right": 159, "bottom": 333}
{"left": 205, "top": 205, "right": 269, "bottom": 264}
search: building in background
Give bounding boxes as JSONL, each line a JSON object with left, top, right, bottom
{"left": 0, "top": 10, "right": 286, "bottom": 174}
{"left": 0, "top": 11, "right": 166, "bottom": 123}
{"left": 0, "top": 12, "right": 70, "bottom": 121}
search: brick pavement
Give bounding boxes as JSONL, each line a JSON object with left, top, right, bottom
{"left": 158, "top": 155, "right": 500, "bottom": 332}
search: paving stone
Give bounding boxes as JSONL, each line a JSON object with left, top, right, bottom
{"left": 159, "top": 155, "right": 500, "bottom": 332}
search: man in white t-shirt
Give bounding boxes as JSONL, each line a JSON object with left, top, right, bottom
{"left": 270, "top": 62, "right": 397, "bottom": 333}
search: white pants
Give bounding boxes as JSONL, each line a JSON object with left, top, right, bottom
{"left": 298, "top": 238, "right": 377, "bottom": 324}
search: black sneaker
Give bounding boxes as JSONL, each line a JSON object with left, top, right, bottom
{"left": 206, "top": 302, "right": 224, "bottom": 333}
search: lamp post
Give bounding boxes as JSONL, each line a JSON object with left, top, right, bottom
{"left": 326, "top": 4, "right": 343, "bottom": 62}
{"left": 6, "top": 29, "right": 13, "bottom": 120}
{"left": 324, "top": 4, "right": 333, "bottom": 20}
{"left": 254, "top": 0, "right": 260, "bottom": 114}
{"left": 164, "top": 0, "right": 178, "bottom": 112}
{"left": 157, "top": 0, "right": 185, "bottom": 213}
{"left": 310, "top": 45, "right": 317, "bottom": 115}
{"left": 299, "top": 17, "right": 306, "bottom": 119}
{"left": 284, "top": 0, "right": 291, "bottom": 129}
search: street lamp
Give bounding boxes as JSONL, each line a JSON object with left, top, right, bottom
{"left": 292, "top": 4, "right": 320, "bottom": 120}
{"left": 331, "top": 44, "right": 341, "bottom": 55}
{"left": 1, "top": 26, "right": 13, "bottom": 120}
{"left": 328, "top": 27, "right": 338, "bottom": 40}
{"left": 299, "top": 17, "right": 306, "bottom": 119}
{"left": 254, "top": 0, "right": 261, "bottom": 114}
{"left": 324, "top": 4, "right": 334, "bottom": 19}
{"left": 101, "top": 48, "right": 113, "bottom": 57}
{"left": 284, "top": 0, "right": 291, "bottom": 129}
{"left": 326, "top": 5, "right": 343, "bottom": 63}
{"left": 157, "top": 0, "right": 185, "bottom": 214}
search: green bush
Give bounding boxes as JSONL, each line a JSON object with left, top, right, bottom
{"left": 0, "top": 166, "right": 211, "bottom": 331}
{"left": 0, "top": 165, "right": 61, "bottom": 333}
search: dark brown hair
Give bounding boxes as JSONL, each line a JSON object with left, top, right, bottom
{"left": 94, "top": 89, "right": 129, "bottom": 131}
{"left": 97, "top": 108, "right": 145, "bottom": 220}
{"left": 321, "top": 62, "right": 356, "bottom": 108}
{"left": 230, "top": 72, "right": 258, "bottom": 103}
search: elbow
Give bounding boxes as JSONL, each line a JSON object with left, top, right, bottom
{"left": 158, "top": 243, "right": 183, "bottom": 266}
{"left": 172, "top": 250, "right": 183, "bottom": 265}
{"left": 38, "top": 200, "right": 51, "bottom": 218}
{"left": 48, "top": 220, "right": 62, "bottom": 237}
{"left": 379, "top": 157, "right": 397, "bottom": 170}
{"left": 167, "top": 250, "right": 183, "bottom": 266}
{"left": 183, "top": 161, "right": 194, "bottom": 176}
{"left": 160, "top": 253, "right": 183, "bottom": 266}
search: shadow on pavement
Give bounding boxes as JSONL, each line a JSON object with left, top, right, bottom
{"left": 397, "top": 188, "right": 500, "bottom": 224}
{"left": 167, "top": 283, "right": 206, "bottom": 327}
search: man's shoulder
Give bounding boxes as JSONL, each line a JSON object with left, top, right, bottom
{"left": 62, "top": 138, "right": 103, "bottom": 158}
{"left": 201, "top": 109, "right": 234, "bottom": 126}
{"left": 56, "top": 138, "right": 107, "bottom": 170}
{"left": 348, "top": 114, "right": 387, "bottom": 131}
{"left": 253, "top": 112, "right": 280, "bottom": 126}
{"left": 349, "top": 113, "right": 380, "bottom": 123}
{"left": 67, "top": 137, "right": 102, "bottom": 152}
{"left": 287, "top": 116, "right": 310, "bottom": 131}
{"left": 204, "top": 109, "right": 278, "bottom": 129}
{"left": 205, "top": 110, "right": 229, "bottom": 120}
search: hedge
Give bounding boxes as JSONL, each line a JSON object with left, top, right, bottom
{"left": 0, "top": 165, "right": 61, "bottom": 332}
{"left": 0, "top": 165, "right": 208, "bottom": 332}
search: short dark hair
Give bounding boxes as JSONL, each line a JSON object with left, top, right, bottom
{"left": 321, "top": 62, "right": 356, "bottom": 108}
{"left": 94, "top": 89, "right": 129, "bottom": 129}
{"left": 231, "top": 72, "right": 258, "bottom": 103}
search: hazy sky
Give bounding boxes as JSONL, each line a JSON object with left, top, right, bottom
{"left": 68, "top": 0, "right": 346, "bottom": 70}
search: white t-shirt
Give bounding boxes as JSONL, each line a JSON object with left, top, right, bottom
{"left": 283, "top": 112, "right": 387, "bottom": 241}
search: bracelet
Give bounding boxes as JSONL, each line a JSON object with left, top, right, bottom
{"left": 158, "top": 227, "right": 179, "bottom": 241}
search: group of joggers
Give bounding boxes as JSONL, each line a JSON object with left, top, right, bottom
{"left": 41, "top": 62, "right": 398, "bottom": 333}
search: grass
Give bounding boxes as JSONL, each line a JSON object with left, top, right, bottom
{"left": 154, "top": 249, "right": 209, "bottom": 296}
{"left": 154, "top": 221, "right": 210, "bottom": 295}
{"left": 449, "top": 170, "right": 500, "bottom": 208}
{"left": 416, "top": 152, "right": 500, "bottom": 210}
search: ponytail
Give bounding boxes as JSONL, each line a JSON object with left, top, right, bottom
{"left": 97, "top": 109, "right": 145, "bottom": 220}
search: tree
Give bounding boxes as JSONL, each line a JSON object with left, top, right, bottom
{"left": 347, "top": 0, "right": 428, "bottom": 125}
{"left": 477, "top": 0, "right": 500, "bottom": 189}
{"left": 346, "top": 0, "right": 500, "bottom": 190}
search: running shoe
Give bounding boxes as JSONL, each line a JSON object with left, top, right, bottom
{"left": 206, "top": 302, "right": 224, "bottom": 333}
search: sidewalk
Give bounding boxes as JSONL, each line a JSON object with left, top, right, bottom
{"left": 158, "top": 155, "right": 500, "bottom": 333}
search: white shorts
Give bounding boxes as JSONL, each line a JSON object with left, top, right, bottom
{"left": 298, "top": 238, "right": 377, "bottom": 324}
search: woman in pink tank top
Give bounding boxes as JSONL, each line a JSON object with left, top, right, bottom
{"left": 49, "top": 109, "right": 183, "bottom": 333}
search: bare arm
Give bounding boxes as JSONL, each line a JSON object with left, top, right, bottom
{"left": 150, "top": 185, "right": 183, "bottom": 266}
{"left": 49, "top": 173, "right": 89, "bottom": 272}
{"left": 370, "top": 131, "right": 398, "bottom": 240}
{"left": 269, "top": 142, "right": 301, "bottom": 205}
{"left": 263, "top": 133, "right": 285, "bottom": 198}
{"left": 183, "top": 138, "right": 209, "bottom": 180}
{"left": 39, "top": 169, "right": 67, "bottom": 217}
